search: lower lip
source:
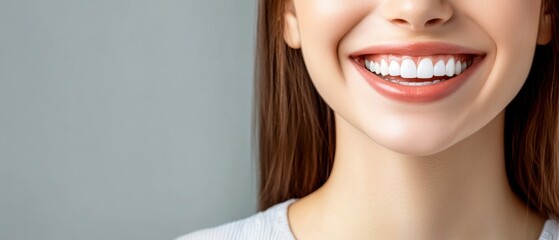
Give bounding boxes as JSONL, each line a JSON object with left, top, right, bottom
{"left": 353, "top": 58, "right": 483, "bottom": 103}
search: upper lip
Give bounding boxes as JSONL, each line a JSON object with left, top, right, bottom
{"left": 349, "top": 42, "right": 486, "bottom": 57}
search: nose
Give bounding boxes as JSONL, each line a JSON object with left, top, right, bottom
{"left": 379, "top": 0, "right": 453, "bottom": 31}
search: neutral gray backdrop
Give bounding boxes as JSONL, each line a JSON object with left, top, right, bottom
{"left": 0, "top": 0, "right": 258, "bottom": 239}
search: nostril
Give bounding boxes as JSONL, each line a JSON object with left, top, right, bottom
{"left": 392, "top": 18, "right": 409, "bottom": 25}
{"left": 391, "top": 17, "right": 446, "bottom": 29}
{"left": 426, "top": 18, "right": 445, "bottom": 26}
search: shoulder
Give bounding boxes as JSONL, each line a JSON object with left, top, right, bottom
{"left": 540, "top": 219, "right": 559, "bottom": 240}
{"left": 175, "top": 199, "right": 297, "bottom": 240}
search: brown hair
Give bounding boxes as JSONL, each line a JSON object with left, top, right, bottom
{"left": 254, "top": 0, "right": 559, "bottom": 219}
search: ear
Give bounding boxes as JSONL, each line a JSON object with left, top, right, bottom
{"left": 537, "top": 12, "right": 552, "bottom": 45}
{"left": 284, "top": 0, "right": 302, "bottom": 49}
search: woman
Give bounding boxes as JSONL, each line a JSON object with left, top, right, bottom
{"left": 179, "top": 0, "right": 559, "bottom": 239}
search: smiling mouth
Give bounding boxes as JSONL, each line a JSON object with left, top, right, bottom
{"left": 350, "top": 42, "right": 487, "bottom": 102}
{"left": 359, "top": 54, "right": 481, "bottom": 86}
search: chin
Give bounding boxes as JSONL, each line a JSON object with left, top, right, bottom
{"left": 382, "top": 139, "right": 456, "bottom": 157}
{"left": 364, "top": 125, "right": 464, "bottom": 157}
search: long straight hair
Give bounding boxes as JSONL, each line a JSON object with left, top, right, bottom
{"left": 254, "top": 0, "right": 559, "bottom": 219}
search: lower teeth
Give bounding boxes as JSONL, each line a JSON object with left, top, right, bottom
{"left": 391, "top": 79, "right": 444, "bottom": 86}
{"left": 382, "top": 76, "right": 447, "bottom": 86}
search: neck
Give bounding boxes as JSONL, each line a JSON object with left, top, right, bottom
{"left": 288, "top": 111, "right": 545, "bottom": 239}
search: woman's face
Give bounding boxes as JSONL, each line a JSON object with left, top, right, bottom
{"left": 284, "top": 0, "right": 550, "bottom": 156}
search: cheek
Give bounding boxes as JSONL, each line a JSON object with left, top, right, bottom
{"left": 295, "top": 0, "right": 371, "bottom": 109}
{"left": 467, "top": 0, "right": 541, "bottom": 42}
{"left": 296, "top": 1, "right": 370, "bottom": 74}
{"left": 468, "top": 0, "right": 541, "bottom": 109}
{"left": 296, "top": 0, "right": 370, "bottom": 49}
{"left": 471, "top": 0, "right": 541, "bottom": 60}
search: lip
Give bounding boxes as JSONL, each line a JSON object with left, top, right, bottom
{"left": 350, "top": 42, "right": 485, "bottom": 103}
{"left": 350, "top": 42, "right": 486, "bottom": 57}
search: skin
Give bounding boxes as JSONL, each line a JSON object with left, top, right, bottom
{"left": 283, "top": 0, "right": 553, "bottom": 239}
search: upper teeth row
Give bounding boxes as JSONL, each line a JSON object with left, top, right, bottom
{"left": 365, "top": 58, "right": 471, "bottom": 79}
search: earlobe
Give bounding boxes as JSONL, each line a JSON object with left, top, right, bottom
{"left": 283, "top": 2, "right": 302, "bottom": 49}
{"left": 537, "top": 13, "right": 552, "bottom": 45}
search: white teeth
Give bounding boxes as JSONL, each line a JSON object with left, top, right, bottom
{"left": 400, "top": 59, "right": 417, "bottom": 78}
{"left": 417, "top": 81, "right": 431, "bottom": 86}
{"left": 380, "top": 59, "right": 389, "bottom": 76}
{"left": 397, "top": 79, "right": 443, "bottom": 86}
{"left": 433, "top": 60, "right": 446, "bottom": 77}
{"left": 389, "top": 60, "right": 400, "bottom": 76}
{"left": 417, "top": 58, "right": 434, "bottom": 79}
{"left": 455, "top": 61, "right": 462, "bottom": 75}
{"left": 365, "top": 56, "right": 471, "bottom": 80}
{"left": 446, "top": 58, "right": 455, "bottom": 77}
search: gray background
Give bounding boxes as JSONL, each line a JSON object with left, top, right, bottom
{"left": 0, "top": 0, "right": 258, "bottom": 239}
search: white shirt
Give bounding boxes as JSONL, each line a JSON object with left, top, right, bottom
{"left": 177, "top": 198, "right": 559, "bottom": 240}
